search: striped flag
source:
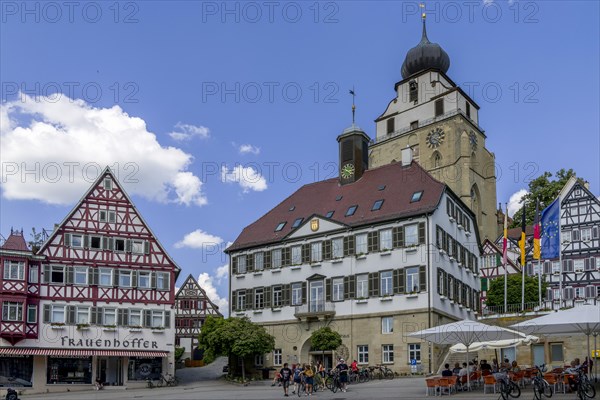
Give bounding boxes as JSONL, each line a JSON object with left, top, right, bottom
{"left": 502, "top": 204, "right": 508, "bottom": 265}
{"left": 518, "top": 203, "right": 527, "bottom": 266}
{"left": 533, "top": 199, "right": 541, "bottom": 260}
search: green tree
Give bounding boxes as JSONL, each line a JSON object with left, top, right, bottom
{"left": 28, "top": 228, "right": 44, "bottom": 253}
{"left": 486, "top": 274, "right": 548, "bottom": 308}
{"left": 510, "top": 168, "right": 577, "bottom": 228}
{"left": 174, "top": 346, "right": 185, "bottom": 361}
{"left": 198, "top": 316, "right": 275, "bottom": 382}
{"left": 310, "top": 326, "right": 342, "bottom": 366}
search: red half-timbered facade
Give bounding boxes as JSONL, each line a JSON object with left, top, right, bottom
{"left": 175, "top": 274, "right": 222, "bottom": 359}
{"left": 0, "top": 168, "right": 180, "bottom": 394}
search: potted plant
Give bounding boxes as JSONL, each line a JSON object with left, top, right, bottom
{"left": 50, "top": 322, "right": 65, "bottom": 329}
{"left": 103, "top": 324, "right": 117, "bottom": 331}
{"left": 76, "top": 323, "right": 90, "bottom": 331}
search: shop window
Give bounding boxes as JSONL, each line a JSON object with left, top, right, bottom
{"left": 0, "top": 356, "right": 33, "bottom": 387}
{"left": 127, "top": 357, "right": 163, "bottom": 381}
{"left": 47, "top": 357, "right": 92, "bottom": 384}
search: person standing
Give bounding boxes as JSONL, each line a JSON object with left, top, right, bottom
{"left": 292, "top": 364, "right": 302, "bottom": 395}
{"left": 336, "top": 359, "right": 349, "bottom": 393}
{"left": 280, "top": 363, "right": 292, "bottom": 397}
{"left": 303, "top": 364, "right": 315, "bottom": 396}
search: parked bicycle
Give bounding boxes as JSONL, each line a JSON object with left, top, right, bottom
{"left": 532, "top": 365, "right": 553, "bottom": 400}
{"left": 161, "top": 373, "right": 179, "bottom": 387}
{"left": 573, "top": 366, "right": 596, "bottom": 400}
{"left": 495, "top": 369, "right": 521, "bottom": 400}
{"left": 325, "top": 370, "right": 342, "bottom": 393}
{"left": 369, "top": 365, "right": 394, "bottom": 380}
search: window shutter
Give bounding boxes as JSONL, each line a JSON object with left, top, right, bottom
{"left": 546, "top": 288, "right": 553, "bottom": 301}
{"left": 64, "top": 233, "right": 71, "bottom": 247}
{"left": 132, "top": 271, "right": 138, "bottom": 288}
{"left": 108, "top": 238, "right": 114, "bottom": 251}
{"left": 301, "top": 282, "right": 307, "bottom": 304}
{"left": 144, "top": 241, "right": 150, "bottom": 254}
{"left": 593, "top": 226, "right": 599, "bottom": 239}
{"left": 164, "top": 311, "right": 171, "bottom": 328}
{"left": 232, "top": 257, "right": 238, "bottom": 274}
{"left": 43, "top": 304, "right": 51, "bottom": 323}
{"left": 66, "top": 305, "right": 76, "bottom": 324}
{"left": 419, "top": 266, "right": 427, "bottom": 292}
{"left": 143, "top": 310, "right": 151, "bottom": 327}
{"left": 418, "top": 222, "right": 425, "bottom": 244}
{"left": 283, "top": 284, "right": 290, "bottom": 306}
{"left": 113, "top": 269, "right": 120, "bottom": 287}
{"left": 301, "top": 244, "right": 310, "bottom": 263}
{"left": 125, "top": 239, "right": 132, "bottom": 253}
{"left": 83, "top": 235, "right": 90, "bottom": 249}
{"left": 246, "top": 291, "right": 253, "bottom": 310}
{"left": 369, "top": 272, "right": 380, "bottom": 297}
{"left": 586, "top": 286, "right": 595, "bottom": 299}
{"left": 262, "top": 287, "right": 270, "bottom": 308}
{"left": 325, "top": 278, "right": 332, "bottom": 302}
{"left": 398, "top": 269, "right": 406, "bottom": 293}
{"left": 437, "top": 269, "right": 443, "bottom": 295}
{"left": 443, "top": 271, "right": 449, "bottom": 297}
{"left": 367, "top": 232, "right": 379, "bottom": 253}
{"left": 344, "top": 236, "right": 355, "bottom": 256}
{"left": 564, "top": 287, "right": 574, "bottom": 300}
{"left": 90, "top": 307, "right": 98, "bottom": 325}
{"left": 348, "top": 275, "right": 356, "bottom": 298}
{"left": 117, "top": 309, "right": 125, "bottom": 325}
{"left": 393, "top": 226, "right": 405, "bottom": 248}
{"left": 393, "top": 269, "right": 400, "bottom": 293}
{"left": 43, "top": 265, "right": 50, "bottom": 283}
{"left": 264, "top": 251, "right": 271, "bottom": 269}
{"left": 65, "top": 266, "right": 74, "bottom": 284}
{"left": 246, "top": 254, "right": 254, "bottom": 272}
{"left": 344, "top": 277, "right": 350, "bottom": 300}
{"left": 323, "top": 240, "right": 332, "bottom": 260}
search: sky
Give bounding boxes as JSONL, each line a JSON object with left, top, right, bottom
{"left": 1, "top": 0, "right": 599, "bottom": 315}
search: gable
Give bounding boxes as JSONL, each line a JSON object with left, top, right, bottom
{"left": 287, "top": 216, "right": 348, "bottom": 240}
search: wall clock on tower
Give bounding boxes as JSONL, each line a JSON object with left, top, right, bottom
{"left": 341, "top": 163, "right": 355, "bottom": 179}
{"left": 426, "top": 128, "right": 445, "bottom": 148}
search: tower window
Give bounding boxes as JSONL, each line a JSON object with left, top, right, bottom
{"left": 292, "top": 218, "right": 304, "bottom": 229}
{"left": 345, "top": 205, "right": 358, "bottom": 217}
{"left": 410, "top": 121, "right": 419, "bottom": 130}
{"left": 342, "top": 140, "right": 353, "bottom": 163}
{"left": 386, "top": 118, "right": 395, "bottom": 134}
{"left": 372, "top": 200, "right": 384, "bottom": 211}
{"left": 465, "top": 102, "right": 471, "bottom": 119}
{"left": 275, "top": 222, "right": 286, "bottom": 232}
{"left": 435, "top": 99, "right": 444, "bottom": 117}
{"left": 409, "top": 81, "right": 418, "bottom": 103}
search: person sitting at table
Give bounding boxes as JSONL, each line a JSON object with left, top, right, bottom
{"left": 565, "top": 359, "right": 581, "bottom": 392}
{"left": 491, "top": 359, "right": 500, "bottom": 373}
{"left": 501, "top": 358, "right": 511, "bottom": 370}
{"left": 457, "top": 363, "right": 469, "bottom": 390}
{"left": 511, "top": 361, "right": 521, "bottom": 373}
{"left": 452, "top": 362, "right": 462, "bottom": 375}
{"left": 480, "top": 360, "right": 492, "bottom": 372}
{"left": 468, "top": 361, "right": 477, "bottom": 373}
{"left": 582, "top": 357, "right": 593, "bottom": 374}
{"left": 441, "top": 363, "right": 453, "bottom": 377}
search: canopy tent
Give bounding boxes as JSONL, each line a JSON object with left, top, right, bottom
{"left": 450, "top": 333, "right": 539, "bottom": 353}
{"left": 407, "top": 319, "right": 523, "bottom": 388}
{"left": 511, "top": 303, "right": 600, "bottom": 377}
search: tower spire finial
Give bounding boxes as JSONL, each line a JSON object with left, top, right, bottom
{"left": 349, "top": 87, "right": 356, "bottom": 125}
{"left": 419, "top": 3, "right": 429, "bottom": 43}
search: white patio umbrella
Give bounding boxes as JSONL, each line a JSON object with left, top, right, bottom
{"left": 511, "top": 303, "right": 600, "bottom": 374}
{"left": 407, "top": 319, "right": 523, "bottom": 388}
{"left": 450, "top": 331, "right": 539, "bottom": 353}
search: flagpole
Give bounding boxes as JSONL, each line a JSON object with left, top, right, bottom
{"left": 558, "top": 198, "right": 563, "bottom": 310}
{"left": 520, "top": 202, "right": 526, "bottom": 312}
{"left": 538, "top": 257, "right": 542, "bottom": 309}
{"left": 504, "top": 203, "right": 508, "bottom": 314}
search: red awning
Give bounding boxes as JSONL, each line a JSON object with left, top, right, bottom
{"left": 0, "top": 348, "right": 168, "bottom": 357}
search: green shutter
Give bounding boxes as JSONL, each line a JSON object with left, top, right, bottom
{"left": 144, "top": 241, "right": 150, "bottom": 254}
{"left": 302, "top": 245, "right": 310, "bottom": 263}
{"left": 367, "top": 232, "right": 379, "bottom": 253}
{"left": 264, "top": 251, "right": 272, "bottom": 269}
{"left": 64, "top": 233, "right": 71, "bottom": 247}
{"left": 232, "top": 256, "right": 238, "bottom": 274}
{"left": 283, "top": 284, "right": 291, "bottom": 306}
{"left": 419, "top": 266, "right": 427, "bottom": 292}
{"left": 325, "top": 278, "right": 332, "bottom": 302}
{"left": 344, "top": 236, "right": 355, "bottom": 256}
{"left": 323, "top": 240, "right": 332, "bottom": 260}
{"left": 418, "top": 222, "right": 425, "bottom": 244}
{"left": 393, "top": 226, "right": 405, "bottom": 248}
{"left": 246, "top": 291, "right": 253, "bottom": 310}
{"left": 398, "top": 269, "right": 406, "bottom": 293}
{"left": 132, "top": 271, "right": 138, "bottom": 288}
{"left": 344, "top": 277, "right": 350, "bottom": 300}
{"left": 246, "top": 254, "right": 254, "bottom": 272}
{"left": 264, "top": 287, "right": 271, "bottom": 308}
{"left": 369, "top": 272, "right": 380, "bottom": 297}
{"left": 125, "top": 239, "right": 132, "bottom": 253}
{"left": 301, "top": 282, "right": 307, "bottom": 304}
{"left": 164, "top": 311, "right": 171, "bottom": 328}
{"left": 83, "top": 235, "right": 90, "bottom": 249}
{"left": 443, "top": 271, "right": 449, "bottom": 297}
{"left": 282, "top": 247, "right": 290, "bottom": 267}
{"left": 43, "top": 304, "right": 51, "bottom": 323}
{"left": 393, "top": 269, "right": 400, "bottom": 293}
{"left": 113, "top": 270, "right": 120, "bottom": 287}
{"left": 66, "top": 305, "right": 76, "bottom": 324}
{"left": 348, "top": 275, "right": 356, "bottom": 298}
{"left": 43, "top": 265, "right": 50, "bottom": 283}
{"left": 65, "top": 266, "right": 74, "bottom": 284}
{"left": 481, "top": 278, "right": 488, "bottom": 291}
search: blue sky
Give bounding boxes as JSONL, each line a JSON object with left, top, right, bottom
{"left": 1, "top": 1, "right": 599, "bottom": 313}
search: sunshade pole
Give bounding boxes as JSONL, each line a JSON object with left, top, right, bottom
{"left": 466, "top": 345, "right": 470, "bottom": 391}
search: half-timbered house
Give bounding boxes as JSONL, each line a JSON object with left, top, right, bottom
{"left": 0, "top": 168, "right": 180, "bottom": 394}
{"left": 175, "top": 274, "right": 222, "bottom": 360}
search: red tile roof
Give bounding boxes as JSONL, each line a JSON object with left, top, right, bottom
{"left": 227, "top": 161, "right": 447, "bottom": 252}
{"left": 1, "top": 232, "right": 30, "bottom": 252}
{"left": 506, "top": 225, "right": 534, "bottom": 240}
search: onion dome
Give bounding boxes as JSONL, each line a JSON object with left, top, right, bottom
{"left": 401, "top": 17, "right": 450, "bottom": 79}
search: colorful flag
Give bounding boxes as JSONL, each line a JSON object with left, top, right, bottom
{"left": 502, "top": 204, "right": 508, "bottom": 266}
{"left": 541, "top": 199, "right": 560, "bottom": 259}
{"left": 518, "top": 204, "right": 527, "bottom": 266}
{"left": 533, "top": 199, "right": 541, "bottom": 260}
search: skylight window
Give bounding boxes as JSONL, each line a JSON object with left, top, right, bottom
{"left": 378, "top": 185, "right": 386, "bottom": 191}
{"left": 326, "top": 211, "right": 335, "bottom": 219}
{"left": 345, "top": 205, "right": 358, "bottom": 217}
{"left": 275, "top": 222, "right": 286, "bottom": 232}
{"left": 372, "top": 200, "right": 384, "bottom": 211}
{"left": 292, "top": 218, "right": 304, "bottom": 229}
{"left": 411, "top": 191, "right": 424, "bottom": 203}
{"left": 336, "top": 195, "right": 343, "bottom": 201}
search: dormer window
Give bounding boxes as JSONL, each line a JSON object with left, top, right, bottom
{"left": 372, "top": 200, "right": 384, "bottom": 211}
{"left": 103, "top": 177, "right": 113, "bottom": 190}
{"left": 275, "top": 222, "right": 286, "bottom": 232}
{"left": 292, "top": 218, "right": 304, "bottom": 229}
{"left": 411, "top": 191, "right": 424, "bottom": 203}
{"left": 325, "top": 211, "right": 334, "bottom": 219}
{"left": 345, "top": 205, "right": 358, "bottom": 217}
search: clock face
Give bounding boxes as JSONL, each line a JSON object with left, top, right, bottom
{"left": 469, "top": 131, "right": 478, "bottom": 150}
{"left": 426, "top": 128, "right": 445, "bottom": 148}
{"left": 341, "top": 163, "right": 355, "bottom": 179}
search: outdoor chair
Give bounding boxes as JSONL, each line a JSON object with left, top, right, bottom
{"left": 448, "top": 375, "right": 458, "bottom": 393}
{"left": 483, "top": 375, "right": 497, "bottom": 394}
{"left": 425, "top": 378, "right": 439, "bottom": 396}
{"left": 437, "top": 378, "right": 452, "bottom": 396}
{"left": 522, "top": 369, "right": 533, "bottom": 386}
{"left": 543, "top": 373, "right": 560, "bottom": 393}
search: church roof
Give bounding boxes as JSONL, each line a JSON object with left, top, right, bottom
{"left": 227, "top": 161, "right": 447, "bottom": 252}
{"left": 401, "top": 18, "right": 450, "bottom": 79}
{"left": 1, "top": 230, "right": 30, "bottom": 252}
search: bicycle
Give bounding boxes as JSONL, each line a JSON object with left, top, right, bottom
{"left": 495, "top": 370, "right": 521, "bottom": 400}
{"left": 326, "top": 370, "right": 342, "bottom": 393}
{"left": 573, "top": 366, "right": 596, "bottom": 400}
{"left": 532, "top": 365, "right": 553, "bottom": 400}
{"left": 296, "top": 379, "right": 306, "bottom": 397}
{"left": 160, "top": 373, "right": 178, "bottom": 387}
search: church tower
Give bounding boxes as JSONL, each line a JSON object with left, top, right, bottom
{"left": 337, "top": 124, "right": 370, "bottom": 185}
{"left": 369, "top": 14, "right": 499, "bottom": 240}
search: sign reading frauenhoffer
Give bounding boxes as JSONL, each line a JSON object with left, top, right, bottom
{"left": 61, "top": 336, "right": 159, "bottom": 349}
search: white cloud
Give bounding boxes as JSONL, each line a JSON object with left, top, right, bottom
{"left": 239, "top": 144, "right": 260, "bottom": 155}
{"left": 215, "top": 263, "right": 229, "bottom": 285}
{"left": 174, "top": 229, "right": 223, "bottom": 249}
{"left": 507, "top": 189, "right": 528, "bottom": 217}
{"left": 1, "top": 95, "right": 207, "bottom": 206}
{"left": 168, "top": 122, "right": 209, "bottom": 141}
{"left": 221, "top": 165, "right": 267, "bottom": 193}
{"left": 197, "top": 272, "right": 228, "bottom": 315}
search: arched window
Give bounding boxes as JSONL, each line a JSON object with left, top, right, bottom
{"left": 433, "top": 152, "right": 442, "bottom": 168}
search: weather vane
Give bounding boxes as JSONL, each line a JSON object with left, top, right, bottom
{"left": 420, "top": 2, "right": 426, "bottom": 20}
{"left": 349, "top": 87, "right": 356, "bottom": 125}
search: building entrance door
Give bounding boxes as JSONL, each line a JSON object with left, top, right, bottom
{"left": 309, "top": 281, "right": 324, "bottom": 312}
{"left": 533, "top": 344, "right": 545, "bottom": 367}
{"left": 97, "top": 357, "right": 123, "bottom": 386}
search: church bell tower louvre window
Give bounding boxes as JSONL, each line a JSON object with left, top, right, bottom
{"left": 435, "top": 99, "right": 444, "bottom": 117}
{"left": 386, "top": 117, "right": 395, "bottom": 134}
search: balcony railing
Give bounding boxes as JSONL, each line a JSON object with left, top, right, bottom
{"left": 294, "top": 302, "right": 335, "bottom": 319}
{"left": 481, "top": 298, "right": 599, "bottom": 318}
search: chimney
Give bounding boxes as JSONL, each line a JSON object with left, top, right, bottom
{"left": 401, "top": 146, "right": 413, "bottom": 167}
